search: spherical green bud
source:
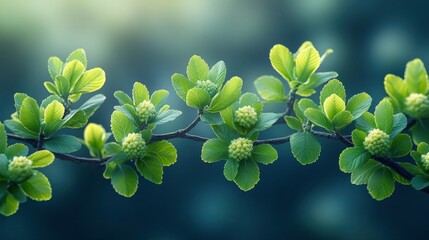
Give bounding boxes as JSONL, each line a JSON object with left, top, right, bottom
{"left": 405, "top": 93, "right": 429, "bottom": 118}
{"left": 363, "top": 129, "right": 391, "bottom": 157}
{"left": 234, "top": 105, "right": 258, "bottom": 128}
{"left": 228, "top": 137, "right": 253, "bottom": 162}
{"left": 195, "top": 80, "right": 218, "bottom": 97}
{"left": 8, "top": 156, "right": 33, "bottom": 182}
{"left": 421, "top": 153, "right": 429, "bottom": 171}
{"left": 122, "top": 133, "right": 147, "bottom": 161}
{"left": 136, "top": 100, "right": 157, "bottom": 124}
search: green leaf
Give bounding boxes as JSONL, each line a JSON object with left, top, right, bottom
{"left": 284, "top": 116, "right": 302, "bottom": 131}
{"left": 404, "top": 58, "right": 428, "bottom": 94}
{"left": 384, "top": 74, "right": 407, "bottom": 109}
{"left": 248, "top": 113, "right": 282, "bottom": 135}
{"left": 44, "top": 100, "right": 65, "bottom": 135}
{"left": 251, "top": 144, "right": 278, "bottom": 165}
{"left": 367, "top": 166, "right": 395, "bottom": 201}
{"left": 323, "top": 94, "right": 346, "bottom": 120}
{"left": 351, "top": 160, "right": 380, "bottom": 185}
{"left": 153, "top": 109, "right": 182, "bottom": 126}
{"left": 224, "top": 159, "right": 239, "bottom": 181}
{"left": 234, "top": 159, "right": 260, "bottom": 191}
{"left": 374, "top": 99, "right": 394, "bottom": 134}
{"left": 390, "top": 113, "right": 407, "bottom": 138}
{"left": 211, "top": 124, "right": 239, "bottom": 142}
{"left": 208, "top": 76, "right": 243, "bottom": 112}
{"left": 207, "top": 61, "right": 227, "bottom": 85}
{"left": 269, "top": 44, "right": 295, "bottom": 82}
{"left": 110, "top": 111, "right": 137, "bottom": 143}
{"left": 84, "top": 123, "right": 107, "bottom": 158}
{"left": 44, "top": 82, "right": 60, "bottom": 97}
{"left": 54, "top": 76, "right": 70, "bottom": 96}
{"left": 351, "top": 129, "right": 367, "bottom": 146}
{"left": 298, "top": 99, "right": 318, "bottom": 112}
{"left": 331, "top": 111, "right": 353, "bottom": 130}
{"left": 14, "top": 93, "right": 28, "bottom": 114}
{"left": 63, "top": 60, "right": 85, "bottom": 89}
{"left": 104, "top": 142, "right": 122, "bottom": 156}
{"left": 8, "top": 184, "right": 27, "bottom": 203}
{"left": 19, "top": 97, "right": 40, "bottom": 134}
{"left": 201, "top": 138, "right": 229, "bottom": 163}
{"left": 150, "top": 90, "right": 169, "bottom": 108}
{"left": 146, "top": 140, "right": 177, "bottom": 166}
{"left": 21, "top": 171, "right": 52, "bottom": 201}
{"left": 43, "top": 135, "right": 81, "bottom": 154}
{"left": 28, "top": 150, "right": 55, "bottom": 168}
{"left": 111, "top": 164, "right": 138, "bottom": 197}
{"left": 410, "top": 119, "right": 429, "bottom": 144}
{"left": 356, "top": 112, "right": 376, "bottom": 133}
{"left": 0, "top": 155, "right": 9, "bottom": 179}
{"left": 136, "top": 157, "right": 163, "bottom": 184}
{"left": 66, "top": 48, "right": 87, "bottom": 68}
{"left": 48, "top": 56, "right": 63, "bottom": 80}
{"left": 0, "top": 193, "right": 19, "bottom": 216}
{"left": 40, "top": 95, "right": 62, "bottom": 109}
{"left": 62, "top": 110, "right": 87, "bottom": 129}
{"left": 114, "top": 91, "right": 132, "bottom": 106}
{"left": 171, "top": 73, "right": 192, "bottom": 101}
{"left": 339, "top": 147, "right": 371, "bottom": 173}
{"left": 77, "top": 94, "right": 106, "bottom": 118}
{"left": 346, "top": 93, "right": 372, "bottom": 120}
{"left": 320, "top": 79, "right": 346, "bottom": 105}
{"left": 304, "top": 108, "right": 332, "bottom": 131}
{"left": 200, "top": 111, "right": 224, "bottom": 125}
{"left": 0, "top": 123, "right": 7, "bottom": 154}
{"left": 73, "top": 68, "right": 106, "bottom": 94}
{"left": 187, "top": 55, "right": 209, "bottom": 83}
{"left": 295, "top": 46, "right": 320, "bottom": 83}
{"left": 5, "top": 144, "right": 28, "bottom": 159}
{"left": 389, "top": 134, "right": 412, "bottom": 158}
{"left": 290, "top": 132, "right": 321, "bottom": 165}
{"left": 186, "top": 88, "right": 211, "bottom": 109}
{"left": 253, "top": 75, "right": 286, "bottom": 102}
{"left": 103, "top": 162, "right": 116, "bottom": 179}
{"left": 411, "top": 175, "right": 429, "bottom": 190}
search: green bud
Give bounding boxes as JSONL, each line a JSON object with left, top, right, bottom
{"left": 421, "top": 152, "right": 429, "bottom": 171}
{"left": 228, "top": 137, "right": 253, "bottom": 162}
{"left": 234, "top": 105, "right": 258, "bottom": 128}
{"left": 136, "top": 100, "right": 157, "bottom": 124}
{"left": 195, "top": 80, "right": 218, "bottom": 97}
{"left": 8, "top": 156, "right": 33, "bottom": 182}
{"left": 122, "top": 133, "right": 147, "bottom": 161}
{"left": 405, "top": 93, "right": 429, "bottom": 118}
{"left": 363, "top": 128, "right": 390, "bottom": 157}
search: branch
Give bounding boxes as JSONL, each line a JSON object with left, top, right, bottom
{"left": 275, "top": 89, "right": 298, "bottom": 124}
{"left": 151, "top": 110, "right": 202, "bottom": 142}
{"left": 255, "top": 136, "right": 291, "bottom": 145}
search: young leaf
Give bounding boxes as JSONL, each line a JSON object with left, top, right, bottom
{"left": 77, "top": 94, "right": 106, "bottom": 118}
{"left": 207, "top": 61, "right": 227, "bottom": 85}
{"left": 367, "top": 166, "right": 395, "bottom": 201}
{"left": 48, "top": 57, "right": 63, "bottom": 81}
{"left": 171, "top": 73, "right": 193, "bottom": 101}
{"left": 19, "top": 97, "right": 40, "bottom": 134}
{"left": 208, "top": 77, "right": 243, "bottom": 112}
{"left": 251, "top": 144, "right": 278, "bottom": 165}
{"left": 374, "top": 99, "right": 393, "bottom": 134}
{"left": 339, "top": 147, "right": 371, "bottom": 173}
{"left": 150, "top": 90, "right": 169, "bottom": 108}
{"left": 356, "top": 112, "right": 376, "bottom": 133}
{"left": 201, "top": 138, "right": 229, "bottom": 163}
{"left": 114, "top": 91, "right": 133, "bottom": 106}
{"left": 0, "top": 193, "right": 19, "bottom": 216}
{"left": 153, "top": 109, "right": 182, "bottom": 126}
{"left": 111, "top": 164, "right": 138, "bottom": 197}
{"left": 5, "top": 144, "right": 29, "bottom": 159}
{"left": 346, "top": 93, "right": 372, "bottom": 120}
{"left": 284, "top": 116, "right": 302, "bottom": 131}
{"left": 351, "top": 129, "right": 367, "bottom": 146}
{"left": 21, "top": 171, "right": 52, "bottom": 201}
{"left": 384, "top": 74, "right": 407, "bottom": 109}
{"left": 110, "top": 111, "right": 137, "bottom": 143}
{"left": 254, "top": 75, "right": 286, "bottom": 102}
{"left": 28, "top": 150, "right": 55, "bottom": 168}
{"left": 248, "top": 113, "right": 282, "bottom": 135}
{"left": 224, "top": 159, "right": 239, "bottom": 181}
{"left": 323, "top": 94, "right": 346, "bottom": 120}
{"left": 269, "top": 44, "right": 295, "bottom": 82}
{"left": 73, "top": 68, "right": 106, "bottom": 94}
{"left": 404, "top": 58, "right": 428, "bottom": 94}
{"left": 146, "top": 140, "right": 177, "bottom": 166}
{"left": 186, "top": 88, "right": 211, "bottom": 109}
{"left": 63, "top": 60, "right": 85, "bottom": 89}
{"left": 295, "top": 46, "right": 320, "bottom": 83}
{"left": 304, "top": 108, "right": 332, "bottom": 131}
{"left": 410, "top": 119, "right": 429, "bottom": 144}
{"left": 234, "top": 159, "right": 260, "bottom": 191}
{"left": 389, "top": 134, "right": 412, "bottom": 158}
{"left": 66, "top": 48, "right": 87, "bottom": 68}
{"left": 320, "top": 79, "right": 346, "bottom": 105}
{"left": 62, "top": 110, "right": 88, "bottom": 129}
{"left": 84, "top": 123, "right": 107, "bottom": 158}
{"left": 187, "top": 55, "right": 209, "bottom": 83}
{"left": 54, "top": 76, "right": 70, "bottom": 96}
{"left": 135, "top": 157, "right": 163, "bottom": 184}
{"left": 43, "top": 135, "right": 81, "bottom": 154}
{"left": 290, "top": 131, "right": 321, "bottom": 165}
{"left": 44, "top": 100, "right": 65, "bottom": 135}
{"left": 331, "top": 111, "right": 353, "bottom": 130}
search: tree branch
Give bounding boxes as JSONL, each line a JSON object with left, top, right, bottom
{"left": 151, "top": 110, "right": 202, "bottom": 142}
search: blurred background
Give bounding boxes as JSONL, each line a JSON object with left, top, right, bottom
{"left": 0, "top": 0, "right": 428, "bottom": 239}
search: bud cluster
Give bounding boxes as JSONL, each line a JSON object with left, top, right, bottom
{"left": 405, "top": 93, "right": 429, "bottom": 118}
{"left": 195, "top": 80, "right": 218, "bottom": 97}
{"left": 122, "top": 133, "right": 147, "bottom": 161}
{"left": 136, "top": 100, "right": 157, "bottom": 124}
{"left": 228, "top": 137, "right": 253, "bottom": 162}
{"left": 363, "top": 129, "right": 390, "bottom": 157}
{"left": 234, "top": 106, "right": 258, "bottom": 128}
{"left": 421, "top": 152, "right": 429, "bottom": 171}
{"left": 8, "top": 156, "right": 33, "bottom": 182}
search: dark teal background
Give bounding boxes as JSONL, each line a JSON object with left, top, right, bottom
{"left": 1, "top": 0, "right": 428, "bottom": 239}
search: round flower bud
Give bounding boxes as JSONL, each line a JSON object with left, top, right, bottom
{"left": 228, "top": 138, "right": 253, "bottom": 162}
{"left": 234, "top": 105, "right": 258, "bottom": 128}
{"left": 136, "top": 100, "right": 157, "bottom": 124}
{"left": 122, "top": 133, "right": 147, "bottom": 161}
{"left": 405, "top": 93, "right": 429, "bottom": 118}
{"left": 8, "top": 156, "right": 33, "bottom": 182}
{"left": 421, "top": 153, "right": 429, "bottom": 171}
{"left": 363, "top": 129, "right": 391, "bottom": 157}
{"left": 195, "top": 80, "right": 218, "bottom": 97}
